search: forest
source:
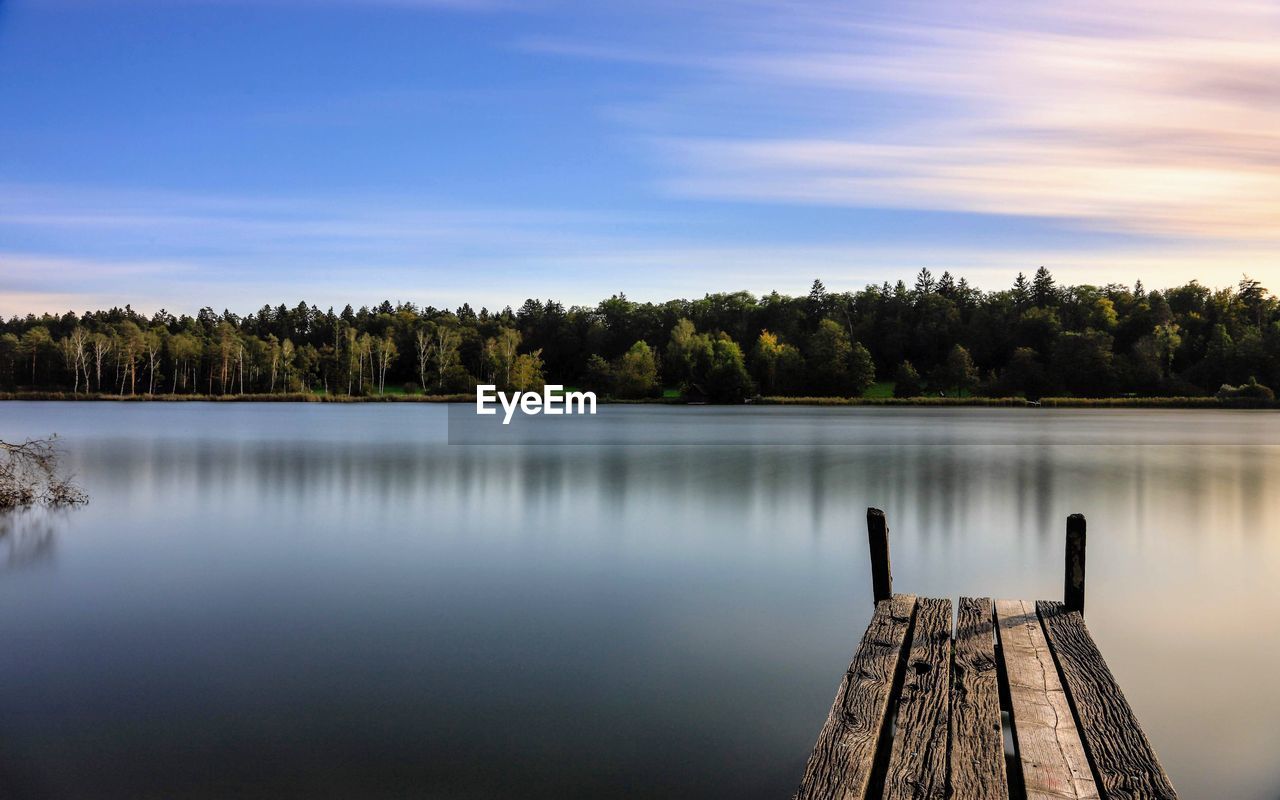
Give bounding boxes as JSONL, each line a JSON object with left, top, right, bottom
{"left": 2, "top": 268, "right": 1278, "bottom": 402}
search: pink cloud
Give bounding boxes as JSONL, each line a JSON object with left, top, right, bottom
{"left": 621, "top": 0, "right": 1280, "bottom": 240}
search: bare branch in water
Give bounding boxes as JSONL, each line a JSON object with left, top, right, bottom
{"left": 0, "top": 435, "right": 88, "bottom": 510}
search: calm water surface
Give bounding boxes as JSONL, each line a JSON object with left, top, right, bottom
{"left": 1, "top": 403, "right": 1278, "bottom": 799}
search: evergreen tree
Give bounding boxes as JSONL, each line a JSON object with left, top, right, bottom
{"left": 807, "top": 279, "right": 828, "bottom": 319}
{"left": 1012, "top": 272, "right": 1031, "bottom": 308}
{"left": 936, "top": 271, "right": 956, "bottom": 298}
{"left": 913, "top": 268, "right": 935, "bottom": 297}
{"left": 7, "top": 273, "right": 1280, "bottom": 403}
{"left": 1032, "top": 266, "right": 1056, "bottom": 306}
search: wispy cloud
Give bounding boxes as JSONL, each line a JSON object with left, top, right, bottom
{"left": 0, "top": 183, "right": 626, "bottom": 259}
{"left": 545, "top": 0, "right": 1280, "bottom": 240}
{"left": 7, "top": 0, "right": 1279, "bottom": 316}
{"left": 44, "top": 0, "right": 509, "bottom": 9}
{"left": 6, "top": 223, "right": 1279, "bottom": 317}
{"left": 0, "top": 184, "right": 650, "bottom": 314}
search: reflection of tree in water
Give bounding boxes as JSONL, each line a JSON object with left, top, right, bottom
{"left": 1, "top": 435, "right": 87, "bottom": 510}
{"left": 0, "top": 511, "right": 59, "bottom": 572}
{"left": 0, "top": 435, "right": 85, "bottom": 571}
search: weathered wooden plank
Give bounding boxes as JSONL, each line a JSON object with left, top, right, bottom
{"left": 950, "top": 597, "right": 1008, "bottom": 800}
{"left": 1038, "top": 601, "right": 1178, "bottom": 800}
{"left": 883, "top": 597, "right": 952, "bottom": 800}
{"left": 794, "top": 594, "right": 917, "bottom": 800}
{"left": 995, "top": 599, "right": 1099, "bottom": 800}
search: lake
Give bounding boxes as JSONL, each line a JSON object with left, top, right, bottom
{"left": 0, "top": 403, "right": 1277, "bottom": 799}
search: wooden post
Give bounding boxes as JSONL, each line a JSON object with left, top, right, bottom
{"left": 1065, "top": 513, "right": 1086, "bottom": 614}
{"left": 867, "top": 507, "right": 892, "bottom": 605}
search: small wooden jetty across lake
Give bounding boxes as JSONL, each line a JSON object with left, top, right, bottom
{"left": 793, "top": 509, "right": 1176, "bottom": 800}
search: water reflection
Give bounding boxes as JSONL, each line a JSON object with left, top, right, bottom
{"left": 0, "top": 511, "right": 59, "bottom": 572}
{"left": 0, "top": 404, "right": 1276, "bottom": 799}
{"left": 76, "top": 435, "right": 1280, "bottom": 554}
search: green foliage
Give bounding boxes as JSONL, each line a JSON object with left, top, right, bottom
{"left": 509, "top": 349, "right": 545, "bottom": 392}
{"left": 933, "top": 344, "right": 978, "bottom": 396}
{"left": 1089, "top": 298, "right": 1119, "bottom": 331}
{"left": 703, "top": 334, "right": 754, "bottom": 402}
{"left": 806, "top": 319, "right": 850, "bottom": 393}
{"left": 1032, "top": 266, "right": 1057, "bottom": 307}
{"left": 613, "top": 341, "right": 659, "bottom": 398}
{"left": 892, "top": 362, "right": 924, "bottom": 398}
{"left": 805, "top": 319, "right": 872, "bottom": 396}
{"left": 664, "top": 318, "right": 699, "bottom": 388}
{"left": 440, "top": 364, "right": 477, "bottom": 394}
{"left": 848, "top": 340, "right": 875, "bottom": 396}
{"left": 3, "top": 270, "right": 1279, "bottom": 403}
{"left": 995, "top": 347, "right": 1048, "bottom": 399}
{"left": 1015, "top": 306, "right": 1062, "bottom": 356}
{"left": 751, "top": 329, "right": 806, "bottom": 395}
{"left": 582, "top": 354, "right": 614, "bottom": 394}
{"left": 751, "top": 330, "right": 785, "bottom": 394}
{"left": 1052, "top": 330, "right": 1114, "bottom": 396}
{"left": 1216, "top": 377, "right": 1275, "bottom": 402}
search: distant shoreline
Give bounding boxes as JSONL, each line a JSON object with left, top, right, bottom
{"left": 1, "top": 391, "right": 1275, "bottom": 409}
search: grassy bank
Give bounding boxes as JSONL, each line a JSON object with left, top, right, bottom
{"left": 760, "top": 395, "right": 1028, "bottom": 406}
{"left": 759, "top": 395, "right": 1276, "bottom": 409}
{"left": 1, "top": 390, "right": 1275, "bottom": 409}
{"left": 1037, "top": 396, "right": 1276, "bottom": 408}
{"left": 0, "top": 391, "right": 474, "bottom": 403}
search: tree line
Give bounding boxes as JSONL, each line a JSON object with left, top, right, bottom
{"left": 2, "top": 268, "right": 1278, "bottom": 401}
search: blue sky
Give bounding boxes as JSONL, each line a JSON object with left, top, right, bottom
{"left": 3, "top": 0, "right": 1278, "bottom": 315}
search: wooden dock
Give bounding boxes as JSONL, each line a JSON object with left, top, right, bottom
{"left": 793, "top": 509, "right": 1176, "bottom": 800}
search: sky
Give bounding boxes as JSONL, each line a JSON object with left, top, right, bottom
{"left": 2, "top": 0, "right": 1279, "bottom": 316}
